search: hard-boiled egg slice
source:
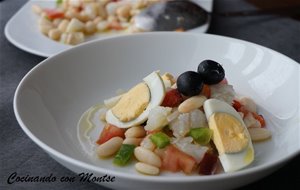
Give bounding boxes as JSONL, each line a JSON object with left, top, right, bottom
{"left": 104, "top": 94, "right": 124, "bottom": 109}
{"left": 106, "top": 71, "right": 166, "bottom": 128}
{"left": 112, "top": 82, "right": 150, "bottom": 122}
{"left": 204, "top": 99, "right": 254, "bottom": 172}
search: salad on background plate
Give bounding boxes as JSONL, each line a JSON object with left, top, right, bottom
{"left": 32, "top": 0, "right": 211, "bottom": 45}
{"left": 32, "top": 0, "right": 159, "bottom": 45}
{"left": 5, "top": 0, "right": 212, "bottom": 57}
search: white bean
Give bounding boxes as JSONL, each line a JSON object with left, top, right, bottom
{"left": 60, "top": 33, "right": 67, "bottom": 43}
{"left": 98, "top": 4, "right": 107, "bottom": 19}
{"left": 99, "top": 0, "right": 111, "bottom": 6}
{"left": 84, "top": 21, "right": 97, "bottom": 34}
{"left": 53, "top": 18, "right": 62, "bottom": 27}
{"left": 48, "top": 29, "right": 61, "bottom": 41}
{"left": 65, "top": 9, "right": 80, "bottom": 20}
{"left": 140, "top": 135, "right": 156, "bottom": 151}
{"left": 79, "top": 12, "right": 90, "bottom": 22}
{"left": 162, "top": 73, "right": 175, "bottom": 82}
{"left": 69, "top": 0, "right": 81, "bottom": 7}
{"left": 97, "top": 21, "right": 108, "bottom": 31}
{"left": 39, "top": 25, "right": 53, "bottom": 36}
{"left": 134, "top": 147, "right": 161, "bottom": 167}
{"left": 244, "top": 113, "right": 261, "bottom": 128}
{"left": 96, "top": 137, "right": 123, "bottom": 157}
{"left": 83, "top": 3, "right": 98, "bottom": 20}
{"left": 38, "top": 17, "right": 53, "bottom": 26}
{"left": 130, "top": 9, "right": 141, "bottom": 16}
{"left": 106, "top": 2, "right": 119, "bottom": 16}
{"left": 126, "top": 25, "right": 144, "bottom": 33}
{"left": 161, "top": 73, "right": 176, "bottom": 86}
{"left": 66, "top": 18, "right": 84, "bottom": 33}
{"left": 125, "top": 126, "right": 146, "bottom": 138}
{"left": 248, "top": 128, "right": 272, "bottom": 142}
{"left": 107, "top": 15, "right": 118, "bottom": 22}
{"left": 58, "top": 20, "right": 69, "bottom": 33}
{"left": 63, "top": 32, "right": 84, "bottom": 45}
{"left": 132, "top": 0, "right": 147, "bottom": 9}
{"left": 123, "top": 138, "right": 143, "bottom": 146}
{"left": 240, "top": 97, "right": 257, "bottom": 113}
{"left": 93, "top": 16, "right": 103, "bottom": 25}
{"left": 135, "top": 162, "right": 159, "bottom": 175}
{"left": 178, "top": 95, "right": 207, "bottom": 113}
{"left": 39, "top": 11, "right": 47, "bottom": 18}
{"left": 116, "top": 4, "right": 131, "bottom": 20}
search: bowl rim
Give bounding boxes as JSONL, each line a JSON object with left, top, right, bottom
{"left": 13, "top": 32, "right": 300, "bottom": 182}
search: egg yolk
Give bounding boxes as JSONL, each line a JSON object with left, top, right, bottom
{"left": 112, "top": 82, "right": 150, "bottom": 122}
{"left": 208, "top": 113, "right": 249, "bottom": 154}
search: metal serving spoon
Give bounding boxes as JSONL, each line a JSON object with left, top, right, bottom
{"left": 134, "top": 0, "right": 208, "bottom": 31}
{"left": 134, "top": 0, "right": 300, "bottom": 32}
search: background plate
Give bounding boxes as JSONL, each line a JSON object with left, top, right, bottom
{"left": 4, "top": 0, "right": 213, "bottom": 57}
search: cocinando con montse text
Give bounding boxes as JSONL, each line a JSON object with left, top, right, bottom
{"left": 7, "top": 172, "right": 115, "bottom": 184}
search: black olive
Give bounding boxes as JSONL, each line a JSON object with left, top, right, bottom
{"left": 177, "top": 71, "right": 204, "bottom": 96}
{"left": 197, "top": 60, "right": 225, "bottom": 85}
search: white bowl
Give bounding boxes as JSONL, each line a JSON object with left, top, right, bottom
{"left": 14, "top": 33, "right": 300, "bottom": 190}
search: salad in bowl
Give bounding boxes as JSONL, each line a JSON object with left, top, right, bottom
{"left": 78, "top": 59, "right": 271, "bottom": 176}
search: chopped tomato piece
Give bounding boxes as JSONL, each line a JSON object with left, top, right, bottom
{"left": 252, "top": 112, "right": 266, "bottom": 127}
{"left": 161, "top": 89, "right": 183, "bottom": 107}
{"left": 163, "top": 148, "right": 179, "bottom": 171}
{"left": 162, "top": 145, "right": 196, "bottom": 174}
{"left": 96, "top": 124, "right": 125, "bottom": 145}
{"left": 201, "top": 84, "right": 211, "bottom": 98}
{"left": 199, "top": 152, "right": 219, "bottom": 175}
{"left": 238, "top": 106, "right": 249, "bottom": 117}
{"left": 44, "top": 9, "right": 64, "bottom": 20}
{"left": 232, "top": 100, "right": 242, "bottom": 111}
{"left": 179, "top": 156, "right": 196, "bottom": 174}
{"left": 232, "top": 100, "right": 266, "bottom": 127}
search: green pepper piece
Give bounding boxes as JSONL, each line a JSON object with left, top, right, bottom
{"left": 150, "top": 132, "right": 170, "bottom": 148}
{"left": 113, "top": 144, "right": 135, "bottom": 166}
{"left": 56, "top": 0, "right": 63, "bottom": 5}
{"left": 189, "top": 128, "right": 212, "bottom": 145}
